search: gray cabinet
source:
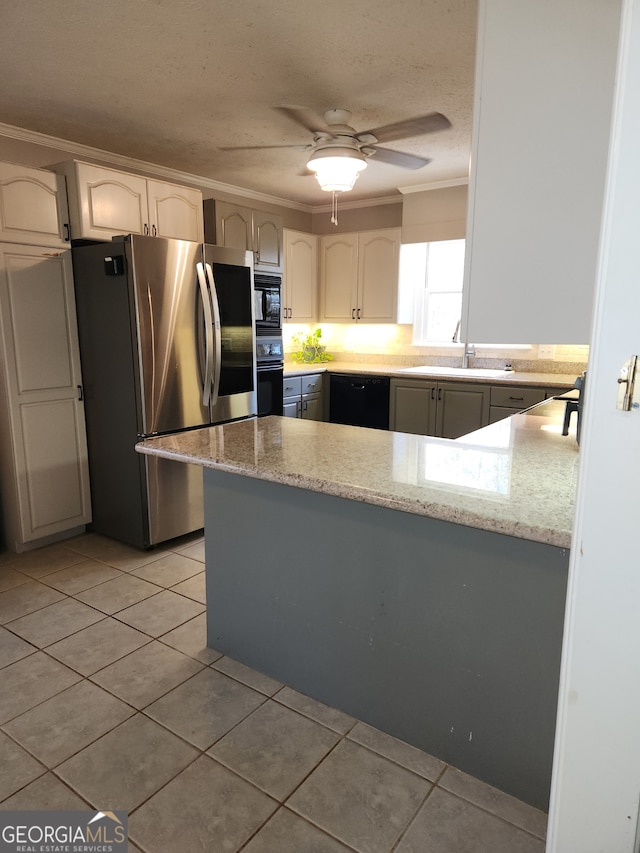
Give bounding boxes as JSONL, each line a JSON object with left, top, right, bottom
{"left": 437, "top": 382, "right": 491, "bottom": 439}
{"left": 389, "top": 379, "right": 437, "bottom": 435}
{"left": 489, "top": 385, "right": 567, "bottom": 424}
{"left": 390, "top": 378, "right": 490, "bottom": 439}
{"left": 283, "top": 373, "right": 324, "bottom": 420}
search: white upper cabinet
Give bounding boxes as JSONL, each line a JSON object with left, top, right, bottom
{"left": 145, "top": 179, "right": 204, "bottom": 242}
{"left": 253, "top": 209, "right": 284, "bottom": 273}
{"left": 214, "top": 201, "right": 283, "bottom": 273}
{"left": 320, "top": 233, "right": 358, "bottom": 322}
{"left": 215, "top": 201, "right": 253, "bottom": 251}
{"left": 461, "top": 0, "right": 621, "bottom": 344}
{"left": 320, "top": 228, "right": 400, "bottom": 323}
{"left": 57, "top": 161, "right": 203, "bottom": 243}
{"left": 0, "top": 163, "right": 69, "bottom": 247}
{"left": 283, "top": 229, "right": 318, "bottom": 322}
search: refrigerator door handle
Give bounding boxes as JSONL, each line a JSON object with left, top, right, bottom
{"left": 205, "top": 262, "right": 222, "bottom": 407}
{"left": 196, "top": 262, "right": 214, "bottom": 406}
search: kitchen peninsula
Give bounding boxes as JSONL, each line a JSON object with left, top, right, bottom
{"left": 136, "top": 400, "right": 578, "bottom": 811}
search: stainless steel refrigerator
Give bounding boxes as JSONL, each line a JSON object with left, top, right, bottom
{"left": 72, "top": 234, "right": 257, "bottom": 549}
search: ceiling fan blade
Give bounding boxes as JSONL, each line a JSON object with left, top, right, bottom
{"left": 218, "top": 144, "right": 311, "bottom": 151}
{"left": 369, "top": 147, "right": 432, "bottom": 170}
{"left": 277, "top": 105, "right": 333, "bottom": 135}
{"left": 365, "top": 112, "right": 451, "bottom": 144}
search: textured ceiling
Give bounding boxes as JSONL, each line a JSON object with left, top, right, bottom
{"left": 0, "top": 0, "right": 478, "bottom": 207}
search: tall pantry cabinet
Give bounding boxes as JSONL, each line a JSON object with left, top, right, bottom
{"left": 0, "top": 163, "right": 91, "bottom": 552}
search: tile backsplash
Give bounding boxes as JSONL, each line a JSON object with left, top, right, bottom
{"left": 283, "top": 324, "right": 589, "bottom": 375}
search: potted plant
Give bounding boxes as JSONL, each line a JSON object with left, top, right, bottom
{"left": 291, "top": 328, "right": 334, "bottom": 364}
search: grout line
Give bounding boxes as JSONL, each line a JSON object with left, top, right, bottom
{"left": 2, "top": 532, "right": 546, "bottom": 848}
{"left": 390, "top": 782, "right": 438, "bottom": 852}
{"left": 431, "top": 787, "right": 549, "bottom": 842}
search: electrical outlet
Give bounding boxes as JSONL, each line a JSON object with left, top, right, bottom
{"left": 538, "top": 345, "right": 555, "bottom": 360}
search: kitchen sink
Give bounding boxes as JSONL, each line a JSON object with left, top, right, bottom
{"left": 399, "top": 366, "right": 510, "bottom": 378}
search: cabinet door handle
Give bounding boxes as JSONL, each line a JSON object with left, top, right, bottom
{"left": 143, "top": 223, "right": 149, "bottom": 235}
{"left": 352, "top": 308, "right": 356, "bottom": 320}
{"left": 357, "top": 307, "right": 361, "bottom": 320}
{"left": 152, "top": 224, "right": 157, "bottom": 237}
{"left": 438, "top": 388, "right": 442, "bottom": 401}
{"left": 508, "top": 396, "right": 524, "bottom": 401}
{"left": 63, "top": 223, "right": 70, "bottom": 242}
{"left": 77, "top": 385, "right": 83, "bottom": 401}
{"left": 431, "top": 387, "right": 435, "bottom": 400}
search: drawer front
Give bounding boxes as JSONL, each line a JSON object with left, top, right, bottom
{"left": 282, "top": 376, "right": 302, "bottom": 398}
{"left": 490, "top": 386, "right": 546, "bottom": 409}
{"left": 301, "top": 374, "right": 323, "bottom": 395}
{"left": 489, "top": 406, "right": 519, "bottom": 424}
{"left": 283, "top": 399, "right": 300, "bottom": 417}
{"left": 545, "top": 387, "right": 569, "bottom": 399}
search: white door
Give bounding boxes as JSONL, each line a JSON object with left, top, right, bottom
{"left": 146, "top": 179, "right": 204, "bottom": 242}
{"left": 0, "top": 163, "right": 69, "bottom": 247}
{"left": 284, "top": 230, "right": 317, "bottom": 322}
{"left": 357, "top": 229, "right": 400, "bottom": 322}
{"left": 253, "top": 209, "right": 283, "bottom": 273}
{"left": 215, "top": 201, "right": 253, "bottom": 251}
{"left": 547, "top": 1, "right": 640, "bottom": 849}
{"left": 73, "top": 162, "right": 148, "bottom": 239}
{"left": 320, "top": 233, "right": 358, "bottom": 322}
{"left": 0, "top": 244, "right": 91, "bottom": 548}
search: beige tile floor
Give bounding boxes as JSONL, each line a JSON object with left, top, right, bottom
{"left": 0, "top": 532, "right": 548, "bottom": 852}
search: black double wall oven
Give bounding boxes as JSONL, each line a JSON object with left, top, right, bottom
{"left": 254, "top": 273, "right": 284, "bottom": 416}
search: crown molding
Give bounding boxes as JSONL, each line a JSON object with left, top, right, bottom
{"left": 397, "top": 177, "right": 469, "bottom": 194}
{"left": 310, "top": 193, "right": 403, "bottom": 214}
{"left": 0, "top": 121, "right": 457, "bottom": 214}
{"left": 0, "top": 121, "right": 314, "bottom": 213}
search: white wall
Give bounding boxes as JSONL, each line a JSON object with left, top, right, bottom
{"left": 547, "top": 0, "right": 640, "bottom": 848}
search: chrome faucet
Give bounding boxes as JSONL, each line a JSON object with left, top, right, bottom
{"left": 462, "top": 343, "right": 476, "bottom": 368}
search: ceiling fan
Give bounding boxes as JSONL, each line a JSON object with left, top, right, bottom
{"left": 220, "top": 105, "right": 452, "bottom": 189}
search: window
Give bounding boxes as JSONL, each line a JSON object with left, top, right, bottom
{"left": 399, "top": 239, "right": 466, "bottom": 345}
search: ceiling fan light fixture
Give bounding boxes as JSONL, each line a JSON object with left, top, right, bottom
{"left": 306, "top": 148, "right": 367, "bottom": 193}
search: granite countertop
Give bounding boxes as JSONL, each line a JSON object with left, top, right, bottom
{"left": 136, "top": 399, "right": 579, "bottom": 549}
{"left": 283, "top": 361, "right": 579, "bottom": 388}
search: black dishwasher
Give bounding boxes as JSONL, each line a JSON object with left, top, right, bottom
{"left": 329, "top": 374, "right": 390, "bottom": 430}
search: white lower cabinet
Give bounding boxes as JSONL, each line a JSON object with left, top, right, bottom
{"left": 0, "top": 244, "right": 91, "bottom": 551}
{"left": 283, "top": 373, "right": 324, "bottom": 420}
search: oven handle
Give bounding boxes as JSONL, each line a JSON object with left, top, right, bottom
{"left": 257, "top": 361, "right": 284, "bottom": 372}
{"left": 196, "top": 262, "right": 214, "bottom": 406}
{"left": 205, "top": 262, "right": 222, "bottom": 407}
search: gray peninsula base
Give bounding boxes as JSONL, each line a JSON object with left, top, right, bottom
{"left": 203, "top": 468, "right": 569, "bottom": 811}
